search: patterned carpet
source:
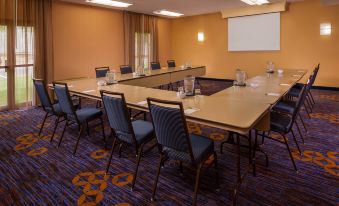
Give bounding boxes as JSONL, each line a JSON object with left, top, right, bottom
{"left": 0, "top": 80, "right": 338, "bottom": 206}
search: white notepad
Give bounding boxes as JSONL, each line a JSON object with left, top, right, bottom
{"left": 137, "top": 101, "right": 147, "bottom": 106}
{"left": 266, "top": 93, "right": 280, "bottom": 96}
{"left": 184, "top": 108, "right": 200, "bottom": 115}
{"left": 280, "top": 83, "right": 291, "bottom": 86}
{"left": 82, "top": 90, "right": 95, "bottom": 93}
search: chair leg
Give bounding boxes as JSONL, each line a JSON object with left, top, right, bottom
{"left": 105, "top": 137, "right": 117, "bottom": 174}
{"left": 73, "top": 125, "right": 84, "bottom": 155}
{"left": 100, "top": 117, "right": 106, "bottom": 144}
{"left": 131, "top": 143, "right": 145, "bottom": 190}
{"left": 151, "top": 154, "right": 164, "bottom": 201}
{"left": 282, "top": 134, "right": 298, "bottom": 171}
{"left": 86, "top": 121, "right": 90, "bottom": 136}
{"left": 253, "top": 130, "right": 258, "bottom": 176}
{"left": 50, "top": 116, "right": 60, "bottom": 143}
{"left": 143, "top": 112, "right": 147, "bottom": 121}
{"left": 298, "top": 113, "right": 307, "bottom": 132}
{"left": 106, "top": 137, "right": 117, "bottom": 174}
{"left": 309, "top": 90, "right": 316, "bottom": 105}
{"left": 213, "top": 152, "right": 220, "bottom": 191}
{"left": 118, "top": 143, "right": 124, "bottom": 158}
{"left": 193, "top": 163, "right": 203, "bottom": 206}
{"left": 58, "top": 119, "right": 68, "bottom": 148}
{"left": 38, "top": 112, "right": 48, "bottom": 136}
{"left": 295, "top": 121, "right": 305, "bottom": 144}
{"left": 291, "top": 129, "right": 302, "bottom": 155}
{"left": 306, "top": 95, "right": 313, "bottom": 111}
{"left": 303, "top": 103, "right": 311, "bottom": 118}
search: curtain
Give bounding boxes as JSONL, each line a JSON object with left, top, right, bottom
{"left": 0, "top": 0, "right": 53, "bottom": 110}
{"left": 123, "top": 11, "right": 158, "bottom": 69}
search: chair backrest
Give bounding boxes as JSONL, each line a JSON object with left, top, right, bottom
{"left": 33, "top": 79, "right": 53, "bottom": 111}
{"left": 292, "top": 75, "right": 312, "bottom": 120}
{"left": 167, "top": 60, "right": 176, "bottom": 68}
{"left": 147, "top": 98, "right": 194, "bottom": 161}
{"left": 95, "top": 66, "right": 110, "bottom": 78}
{"left": 100, "top": 90, "right": 136, "bottom": 144}
{"left": 120, "top": 65, "right": 133, "bottom": 74}
{"left": 310, "top": 64, "right": 320, "bottom": 86}
{"left": 53, "top": 82, "right": 78, "bottom": 121}
{"left": 150, "top": 62, "right": 161, "bottom": 70}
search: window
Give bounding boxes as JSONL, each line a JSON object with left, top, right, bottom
{"left": 135, "top": 32, "right": 151, "bottom": 69}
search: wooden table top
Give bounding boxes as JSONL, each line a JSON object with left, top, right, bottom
{"left": 52, "top": 68, "right": 307, "bottom": 134}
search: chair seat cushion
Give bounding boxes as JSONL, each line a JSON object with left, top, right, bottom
{"left": 190, "top": 134, "right": 214, "bottom": 163}
{"left": 75, "top": 108, "right": 103, "bottom": 123}
{"left": 163, "top": 134, "right": 214, "bottom": 164}
{"left": 273, "top": 100, "right": 296, "bottom": 114}
{"left": 288, "top": 88, "right": 301, "bottom": 97}
{"left": 270, "top": 112, "right": 292, "bottom": 134}
{"left": 132, "top": 120, "right": 154, "bottom": 144}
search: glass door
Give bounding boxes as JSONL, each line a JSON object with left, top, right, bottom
{"left": 0, "top": 25, "right": 34, "bottom": 111}
{"left": 14, "top": 26, "right": 34, "bottom": 108}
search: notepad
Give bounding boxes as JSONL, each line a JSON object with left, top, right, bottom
{"left": 184, "top": 108, "right": 200, "bottom": 115}
{"left": 137, "top": 101, "right": 147, "bottom": 106}
{"left": 292, "top": 74, "right": 302, "bottom": 77}
{"left": 266, "top": 93, "right": 280, "bottom": 96}
{"left": 82, "top": 90, "right": 95, "bottom": 93}
{"left": 280, "top": 83, "right": 291, "bottom": 86}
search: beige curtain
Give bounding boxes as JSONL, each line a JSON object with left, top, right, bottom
{"left": 123, "top": 11, "right": 158, "bottom": 69}
{"left": 0, "top": 0, "right": 53, "bottom": 110}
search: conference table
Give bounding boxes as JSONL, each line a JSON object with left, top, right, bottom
{"left": 53, "top": 65, "right": 307, "bottom": 205}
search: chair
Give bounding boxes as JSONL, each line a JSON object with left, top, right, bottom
{"left": 95, "top": 66, "right": 110, "bottom": 78}
{"left": 120, "top": 65, "right": 133, "bottom": 74}
{"left": 33, "top": 79, "right": 68, "bottom": 142}
{"left": 287, "top": 64, "right": 320, "bottom": 115}
{"left": 264, "top": 84, "right": 308, "bottom": 171}
{"left": 53, "top": 82, "right": 106, "bottom": 155}
{"left": 101, "top": 90, "right": 155, "bottom": 190}
{"left": 273, "top": 75, "right": 314, "bottom": 138}
{"left": 150, "top": 62, "right": 161, "bottom": 70}
{"left": 147, "top": 98, "right": 219, "bottom": 206}
{"left": 167, "top": 60, "right": 176, "bottom": 68}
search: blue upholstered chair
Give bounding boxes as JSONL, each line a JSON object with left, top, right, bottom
{"left": 33, "top": 79, "right": 68, "bottom": 142}
{"left": 147, "top": 98, "right": 219, "bottom": 206}
{"left": 150, "top": 62, "right": 161, "bottom": 70}
{"left": 167, "top": 60, "right": 176, "bottom": 68}
{"left": 95, "top": 66, "right": 110, "bottom": 78}
{"left": 266, "top": 84, "right": 308, "bottom": 171}
{"left": 287, "top": 64, "right": 320, "bottom": 116}
{"left": 53, "top": 82, "right": 106, "bottom": 155}
{"left": 120, "top": 65, "right": 133, "bottom": 74}
{"left": 100, "top": 90, "right": 155, "bottom": 190}
{"left": 273, "top": 75, "right": 314, "bottom": 137}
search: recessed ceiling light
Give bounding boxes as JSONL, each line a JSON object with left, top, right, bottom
{"left": 86, "top": 0, "right": 132, "bottom": 8}
{"left": 153, "top": 10, "right": 184, "bottom": 17}
{"left": 241, "top": 0, "right": 269, "bottom": 5}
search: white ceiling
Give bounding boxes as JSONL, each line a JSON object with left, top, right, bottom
{"left": 60, "top": 0, "right": 338, "bottom": 17}
{"left": 60, "top": 0, "right": 283, "bottom": 16}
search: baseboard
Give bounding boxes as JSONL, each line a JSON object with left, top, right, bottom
{"left": 312, "top": 86, "right": 339, "bottom": 91}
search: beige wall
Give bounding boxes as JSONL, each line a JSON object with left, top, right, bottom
{"left": 170, "top": 0, "right": 339, "bottom": 87}
{"left": 52, "top": 1, "right": 172, "bottom": 80}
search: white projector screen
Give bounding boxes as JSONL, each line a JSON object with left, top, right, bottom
{"left": 228, "top": 12, "right": 280, "bottom": 51}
